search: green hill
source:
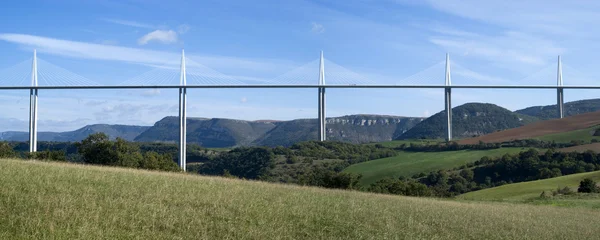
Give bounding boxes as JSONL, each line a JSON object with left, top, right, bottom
{"left": 459, "top": 171, "right": 600, "bottom": 202}
{"left": 135, "top": 117, "right": 277, "bottom": 147}
{"left": 2, "top": 159, "right": 600, "bottom": 239}
{"left": 397, "top": 103, "right": 538, "bottom": 140}
{"left": 343, "top": 148, "right": 527, "bottom": 186}
{"left": 516, "top": 98, "right": 600, "bottom": 120}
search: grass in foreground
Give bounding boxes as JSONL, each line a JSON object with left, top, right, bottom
{"left": 2, "top": 159, "right": 600, "bottom": 239}
{"left": 343, "top": 148, "right": 528, "bottom": 186}
{"left": 457, "top": 171, "right": 600, "bottom": 204}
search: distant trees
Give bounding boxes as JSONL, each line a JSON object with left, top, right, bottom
{"left": 198, "top": 147, "right": 275, "bottom": 179}
{"left": 76, "top": 133, "right": 179, "bottom": 171}
{"left": 297, "top": 166, "right": 362, "bottom": 190}
{"left": 368, "top": 178, "right": 431, "bottom": 197}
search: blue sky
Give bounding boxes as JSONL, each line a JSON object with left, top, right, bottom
{"left": 0, "top": 0, "right": 600, "bottom": 131}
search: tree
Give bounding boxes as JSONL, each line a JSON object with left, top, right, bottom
{"left": 578, "top": 178, "right": 599, "bottom": 193}
{"left": 0, "top": 142, "right": 16, "bottom": 158}
{"left": 76, "top": 133, "right": 117, "bottom": 165}
{"left": 76, "top": 133, "right": 179, "bottom": 172}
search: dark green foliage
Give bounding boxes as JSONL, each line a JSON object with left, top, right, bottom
{"left": 28, "top": 150, "right": 67, "bottom": 161}
{"left": 75, "top": 133, "right": 179, "bottom": 172}
{"left": 0, "top": 142, "right": 16, "bottom": 158}
{"left": 298, "top": 166, "right": 363, "bottom": 190}
{"left": 290, "top": 141, "right": 397, "bottom": 164}
{"left": 398, "top": 103, "right": 539, "bottom": 140}
{"left": 198, "top": 147, "right": 275, "bottom": 179}
{"left": 368, "top": 178, "right": 431, "bottom": 196}
{"left": 413, "top": 149, "right": 600, "bottom": 196}
{"left": 578, "top": 178, "right": 600, "bottom": 193}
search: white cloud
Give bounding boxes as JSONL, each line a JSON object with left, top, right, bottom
{"left": 311, "top": 22, "right": 325, "bottom": 34}
{"left": 138, "top": 30, "right": 178, "bottom": 45}
{"left": 428, "top": 28, "right": 565, "bottom": 74}
{"left": 240, "top": 97, "right": 247, "bottom": 103}
{"left": 0, "top": 33, "right": 294, "bottom": 74}
{"left": 142, "top": 89, "right": 161, "bottom": 97}
{"left": 101, "top": 18, "right": 154, "bottom": 29}
{"left": 178, "top": 24, "right": 191, "bottom": 34}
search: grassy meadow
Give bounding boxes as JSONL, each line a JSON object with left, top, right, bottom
{"left": 458, "top": 171, "right": 600, "bottom": 208}
{"left": 343, "top": 147, "right": 528, "bottom": 186}
{"left": 2, "top": 159, "right": 600, "bottom": 239}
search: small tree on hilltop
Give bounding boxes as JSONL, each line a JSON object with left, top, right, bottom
{"left": 578, "top": 178, "right": 599, "bottom": 193}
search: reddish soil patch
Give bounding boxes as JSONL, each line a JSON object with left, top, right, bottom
{"left": 558, "top": 143, "right": 600, "bottom": 153}
{"left": 458, "top": 111, "right": 600, "bottom": 145}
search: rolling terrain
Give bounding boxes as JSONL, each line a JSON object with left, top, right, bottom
{"left": 343, "top": 148, "right": 527, "bottom": 186}
{"left": 458, "top": 171, "right": 600, "bottom": 208}
{"left": 458, "top": 110, "right": 600, "bottom": 144}
{"left": 516, "top": 98, "right": 600, "bottom": 120}
{"left": 2, "top": 159, "right": 600, "bottom": 239}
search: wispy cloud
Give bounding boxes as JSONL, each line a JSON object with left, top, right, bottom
{"left": 141, "top": 89, "right": 161, "bottom": 97}
{"left": 0, "top": 33, "right": 295, "bottom": 75}
{"left": 138, "top": 30, "right": 178, "bottom": 45}
{"left": 101, "top": 18, "right": 154, "bottom": 29}
{"left": 177, "top": 24, "right": 191, "bottom": 34}
{"left": 311, "top": 22, "right": 325, "bottom": 34}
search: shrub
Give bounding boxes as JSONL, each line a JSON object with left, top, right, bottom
{"left": 578, "top": 178, "right": 599, "bottom": 193}
{"left": 0, "top": 142, "right": 16, "bottom": 158}
{"left": 553, "top": 186, "right": 575, "bottom": 196}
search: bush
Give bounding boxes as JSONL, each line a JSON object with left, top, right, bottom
{"left": 0, "top": 142, "right": 16, "bottom": 158}
{"left": 553, "top": 186, "right": 575, "bottom": 196}
{"left": 578, "top": 178, "right": 599, "bottom": 193}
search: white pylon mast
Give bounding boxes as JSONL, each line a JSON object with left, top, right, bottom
{"left": 557, "top": 55, "right": 564, "bottom": 119}
{"left": 444, "top": 53, "right": 452, "bottom": 141}
{"left": 179, "top": 49, "right": 187, "bottom": 171}
{"left": 29, "top": 49, "right": 39, "bottom": 152}
{"left": 318, "top": 51, "right": 326, "bottom": 141}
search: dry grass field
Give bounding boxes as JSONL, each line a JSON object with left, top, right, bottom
{"left": 2, "top": 159, "right": 600, "bottom": 239}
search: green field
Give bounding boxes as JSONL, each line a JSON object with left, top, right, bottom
{"left": 2, "top": 159, "right": 600, "bottom": 239}
{"left": 536, "top": 126, "right": 600, "bottom": 143}
{"left": 344, "top": 148, "right": 528, "bottom": 186}
{"left": 458, "top": 171, "right": 600, "bottom": 203}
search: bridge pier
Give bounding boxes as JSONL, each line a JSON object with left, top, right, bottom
{"left": 29, "top": 50, "right": 38, "bottom": 153}
{"left": 318, "top": 51, "right": 326, "bottom": 141}
{"left": 178, "top": 50, "right": 187, "bottom": 171}
{"left": 445, "top": 87, "right": 452, "bottom": 141}
{"left": 444, "top": 53, "right": 452, "bottom": 142}
{"left": 557, "top": 55, "right": 564, "bottom": 119}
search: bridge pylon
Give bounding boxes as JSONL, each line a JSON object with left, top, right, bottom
{"left": 444, "top": 53, "right": 452, "bottom": 142}
{"left": 318, "top": 51, "right": 326, "bottom": 141}
{"left": 29, "top": 49, "right": 39, "bottom": 153}
{"left": 179, "top": 49, "right": 187, "bottom": 171}
{"left": 557, "top": 55, "right": 564, "bottom": 119}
